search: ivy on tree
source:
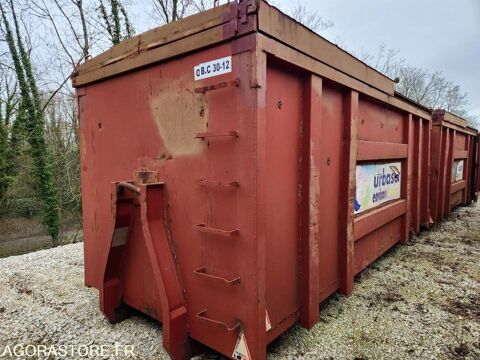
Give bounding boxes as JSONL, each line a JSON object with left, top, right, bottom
{"left": 0, "top": 1, "right": 60, "bottom": 244}
{"left": 99, "top": 0, "right": 135, "bottom": 45}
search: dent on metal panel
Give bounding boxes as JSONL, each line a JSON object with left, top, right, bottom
{"left": 149, "top": 76, "right": 208, "bottom": 156}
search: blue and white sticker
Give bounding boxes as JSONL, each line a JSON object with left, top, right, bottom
{"left": 194, "top": 56, "right": 232, "bottom": 80}
{"left": 355, "top": 162, "right": 402, "bottom": 214}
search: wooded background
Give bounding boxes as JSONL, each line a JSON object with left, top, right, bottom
{"left": 0, "top": 0, "right": 477, "bottom": 244}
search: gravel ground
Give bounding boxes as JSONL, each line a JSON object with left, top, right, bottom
{"left": 0, "top": 202, "right": 479, "bottom": 359}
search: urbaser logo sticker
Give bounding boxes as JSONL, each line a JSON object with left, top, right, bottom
{"left": 355, "top": 162, "right": 402, "bottom": 214}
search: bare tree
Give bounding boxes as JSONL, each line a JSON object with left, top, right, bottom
{"left": 358, "top": 43, "right": 401, "bottom": 76}
{"left": 151, "top": 0, "right": 193, "bottom": 23}
{"left": 0, "top": 0, "right": 91, "bottom": 236}
{"left": 149, "top": 0, "right": 231, "bottom": 24}
{"left": 358, "top": 44, "right": 474, "bottom": 126}
{"left": 73, "top": 0, "right": 90, "bottom": 59}
{"left": 148, "top": 1, "right": 333, "bottom": 34}
{"left": 98, "top": 0, "right": 134, "bottom": 45}
{"left": 192, "top": 0, "right": 222, "bottom": 12}
{"left": 21, "top": 0, "right": 90, "bottom": 113}
{"left": 1, "top": 0, "right": 60, "bottom": 242}
{"left": 290, "top": 2, "right": 333, "bottom": 33}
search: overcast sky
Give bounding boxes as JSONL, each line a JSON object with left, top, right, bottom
{"left": 278, "top": 0, "right": 480, "bottom": 117}
{"left": 129, "top": 1, "right": 479, "bottom": 116}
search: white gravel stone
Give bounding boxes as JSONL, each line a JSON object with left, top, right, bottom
{"left": 0, "top": 202, "right": 479, "bottom": 359}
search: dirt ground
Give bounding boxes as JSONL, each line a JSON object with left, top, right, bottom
{"left": 0, "top": 217, "right": 82, "bottom": 258}
{"left": 0, "top": 202, "right": 478, "bottom": 359}
{"left": 0, "top": 217, "right": 46, "bottom": 242}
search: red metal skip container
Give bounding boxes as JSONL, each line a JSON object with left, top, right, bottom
{"left": 429, "top": 110, "right": 479, "bottom": 223}
{"left": 475, "top": 133, "right": 480, "bottom": 200}
{"left": 73, "top": 1, "right": 435, "bottom": 358}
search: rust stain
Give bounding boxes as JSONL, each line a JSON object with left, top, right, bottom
{"left": 149, "top": 77, "right": 208, "bottom": 156}
{"left": 309, "top": 78, "right": 322, "bottom": 245}
{"left": 135, "top": 169, "right": 158, "bottom": 184}
{"left": 309, "top": 150, "right": 320, "bottom": 241}
{"left": 79, "top": 129, "right": 87, "bottom": 170}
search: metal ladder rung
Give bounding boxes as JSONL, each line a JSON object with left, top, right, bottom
{"left": 194, "top": 78, "right": 240, "bottom": 94}
{"left": 195, "top": 224, "right": 239, "bottom": 237}
{"left": 194, "top": 267, "right": 240, "bottom": 285}
{"left": 195, "top": 130, "right": 238, "bottom": 139}
{"left": 196, "top": 309, "right": 241, "bottom": 332}
{"left": 196, "top": 179, "right": 239, "bottom": 188}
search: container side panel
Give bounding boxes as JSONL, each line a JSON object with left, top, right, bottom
{"left": 420, "top": 119, "right": 431, "bottom": 226}
{"left": 451, "top": 189, "right": 463, "bottom": 208}
{"left": 338, "top": 90, "right": 358, "bottom": 296}
{"left": 463, "top": 135, "right": 471, "bottom": 204}
{"left": 474, "top": 135, "right": 480, "bottom": 200}
{"left": 78, "top": 94, "right": 97, "bottom": 287}
{"left": 265, "top": 64, "right": 303, "bottom": 329}
{"left": 317, "top": 84, "right": 344, "bottom": 301}
{"left": 352, "top": 96, "right": 413, "bottom": 275}
{"left": 354, "top": 218, "right": 402, "bottom": 274}
{"left": 187, "top": 48, "right": 259, "bottom": 358}
{"left": 444, "top": 130, "right": 455, "bottom": 217}
{"left": 438, "top": 128, "right": 449, "bottom": 220}
{"left": 80, "top": 69, "right": 167, "bottom": 290}
{"left": 411, "top": 117, "right": 422, "bottom": 233}
{"left": 358, "top": 98, "right": 404, "bottom": 143}
{"left": 300, "top": 74, "right": 322, "bottom": 328}
{"left": 402, "top": 114, "right": 414, "bottom": 243}
{"left": 429, "top": 126, "right": 442, "bottom": 223}
{"left": 80, "top": 41, "right": 261, "bottom": 358}
{"left": 477, "top": 135, "right": 480, "bottom": 196}
{"left": 454, "top": 132, "right": 467, "bottom": 150}
{"left": 253, "top": 47, "right": 268, "bottom": 360}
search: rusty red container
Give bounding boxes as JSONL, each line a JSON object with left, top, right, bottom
{"left": 73, "top": 1, "right": 434, "bottom": 358}
{"left": 469, "top": 131, "right": 480, "bottom": 202}
{"left": 475, "top": 134, "right": 480, "bottom": 200}
{"left": 429, "top": 110, "right": 479, "bottom": 223}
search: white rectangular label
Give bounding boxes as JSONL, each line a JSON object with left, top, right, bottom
{"left": 112, "top": 227, "right": 128, "bottom": 247}
{"left": 355, "top": 162, "right": 402, "bottom": 214}
{"left": 194, "top": 56, "right": 232, "bottom": 80}
{"left": 452, "top": 160, "right": 464, "bottom": 182}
